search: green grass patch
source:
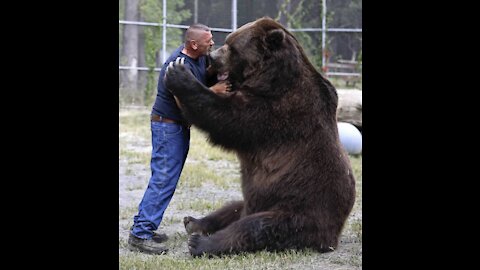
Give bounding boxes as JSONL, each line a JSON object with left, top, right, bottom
{"left": 176, "top": 198, "right": 226, "bottom": 212}
{"left": 179, "top": 161, "right": 238, "bottom": 189}
{"left": 120, "top": 148, "right": 150, "bottom": 165}
{"left": 349, "top": 218, "right": 362, "bottom": 240}
{"left": 120, "top": 109, "right": 150, "bottom": 128}
{"left": 120, "top": 249, "right": 328, "bottom": 270}
{"left": 160, "top": 216, "right": 183, "bottom": 226}
{"left": 188, "top": 128, "right": 238, "bottom": 163}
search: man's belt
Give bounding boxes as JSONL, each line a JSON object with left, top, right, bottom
{"left": 151, "top": 114, "right": 190, "bottom": 128}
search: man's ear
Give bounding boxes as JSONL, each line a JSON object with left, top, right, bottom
{"left": 191, "top": 40, "right": 198, "bottom": 50}
{"left": 265, "top": 29, "right": 285, "bottom": 49}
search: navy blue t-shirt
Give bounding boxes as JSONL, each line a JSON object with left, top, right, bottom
{"left": 152, "top": 45, "right": 208, "bottom": 122}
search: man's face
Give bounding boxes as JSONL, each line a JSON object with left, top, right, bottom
{"left": 195, "top": 31, "right": 214, "bottom": 55}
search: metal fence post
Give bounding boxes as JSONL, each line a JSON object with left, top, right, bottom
{"left": 322, "top": 0, "right": 327, "bottom": 69}
{"left": 232, "top": 0, "right": 237, "bottom": 31}
{"left": 162, "top": 0, "right": 167, "bottom": 64}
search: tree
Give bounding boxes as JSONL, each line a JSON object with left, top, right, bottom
{"left": 276, "top": 0, "right": 324, "bottom": 71}
{"left": 120, "top": 0, "right": 140, "bottom": 95}
{"left": 119, "top": 0, "right": 191, "bottom": 105}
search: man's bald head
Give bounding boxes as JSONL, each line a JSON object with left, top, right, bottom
{"left": 184, "top": 24, "right": 211, "bottom": 44}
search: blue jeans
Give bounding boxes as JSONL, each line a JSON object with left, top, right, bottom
{"left": 131, "top": 121, "right": 190, "bottom": 239}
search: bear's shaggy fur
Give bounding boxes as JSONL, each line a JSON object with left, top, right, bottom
{"left": 165, "top": 17, "right": 356, "bottom": 257}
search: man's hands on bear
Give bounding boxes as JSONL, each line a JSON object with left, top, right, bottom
{"left": 166, "top": 57, "right": 232, "bottom": 95}
{"left": 209, "top": 80, "right": 232, "bottom": 94}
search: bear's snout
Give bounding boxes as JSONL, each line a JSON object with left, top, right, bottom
{"left": 209, "top": 45, "right": 229, "bottom": 72}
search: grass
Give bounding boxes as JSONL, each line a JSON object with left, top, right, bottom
{"left": 119, "top": 249, "right": 349, "bottom": 270}
{"left": 120, "top": 206, "right": 139, "bottom": 220}
{"left": 178, "top": 161, "right": 239, "bottom": 189}
{"left": 176, "top": 198, "right": 227, "bottom": 212}
{"left": 119, "top": 107, "right": 362, "bottom": 269}
{"left": 188, "top": 128, "right": 238, "bottom": 163}
{"left": 120, "top": 148, "right": 150, "bottom": 166}
{"left": 126, "top": 247, "right": 362, "bottom": 269}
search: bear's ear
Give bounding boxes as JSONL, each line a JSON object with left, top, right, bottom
{"left": 265, "top": 29, "right": 285, "bottom": 49}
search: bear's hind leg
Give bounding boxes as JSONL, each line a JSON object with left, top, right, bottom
{"left": 187, "top": 211, "right": 299, "bottom": 256}
{"left": 184, "top": 200, "right": 244, "bottom": 235}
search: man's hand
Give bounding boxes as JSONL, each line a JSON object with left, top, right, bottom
{"left": 210, "top": 81, "right": 232, "bottom": 94}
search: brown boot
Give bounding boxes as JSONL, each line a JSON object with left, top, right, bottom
{"left": 128, "top": 233, "right": 168, "bottom": 254}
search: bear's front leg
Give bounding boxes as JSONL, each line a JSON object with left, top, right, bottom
{"left": 164, "top": 57, "right": 206, "bottom": 99}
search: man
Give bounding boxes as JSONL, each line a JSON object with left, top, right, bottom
{"left": 128, "top": 23, "right": 230, "bottom": 254}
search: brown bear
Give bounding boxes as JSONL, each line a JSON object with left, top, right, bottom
{"left": 165, "top": 17, "right": 356, "bottom": 257}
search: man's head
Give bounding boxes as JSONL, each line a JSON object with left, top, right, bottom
{"left": 184, "top": 24, "right": 214, "bottom": 58}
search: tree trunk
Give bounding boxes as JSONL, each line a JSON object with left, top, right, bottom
{"left": 121, "top": 0, "right": 139, "bottom": 92}
{"left": 336, "top": 89, "right": 362, "bottom": 131}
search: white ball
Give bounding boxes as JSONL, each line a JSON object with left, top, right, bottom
{"left": 337, "top": 122, "right": 362, "bottom": 155}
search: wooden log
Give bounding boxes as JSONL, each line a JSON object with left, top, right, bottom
{"left": 336, "top": 89, "right": 362, "bottom": 131}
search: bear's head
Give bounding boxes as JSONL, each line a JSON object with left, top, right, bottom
{"left": 209, "top": 17, "right": 324, "bottom": 99}
{"left": 209, "top": 17, "right": 338, "bottom": 131}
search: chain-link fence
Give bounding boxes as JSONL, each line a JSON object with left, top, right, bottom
{"left": 119, "top": 0, "right": 362, "bottom": 105}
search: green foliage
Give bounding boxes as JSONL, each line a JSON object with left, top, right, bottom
{"left": 139, "top": 0, "right": 192, "bottom": 50}
{"left": 274, "top": 0, "right": 361, "bottom": 72}
{"left": 275, "top": 0, "right": 324, "bottom": 72}
{"left": 143, "top": 27, "right": 157, "bottom": 105}
{"left": 139, "top": 0, "right": 192, "bottom": 105}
